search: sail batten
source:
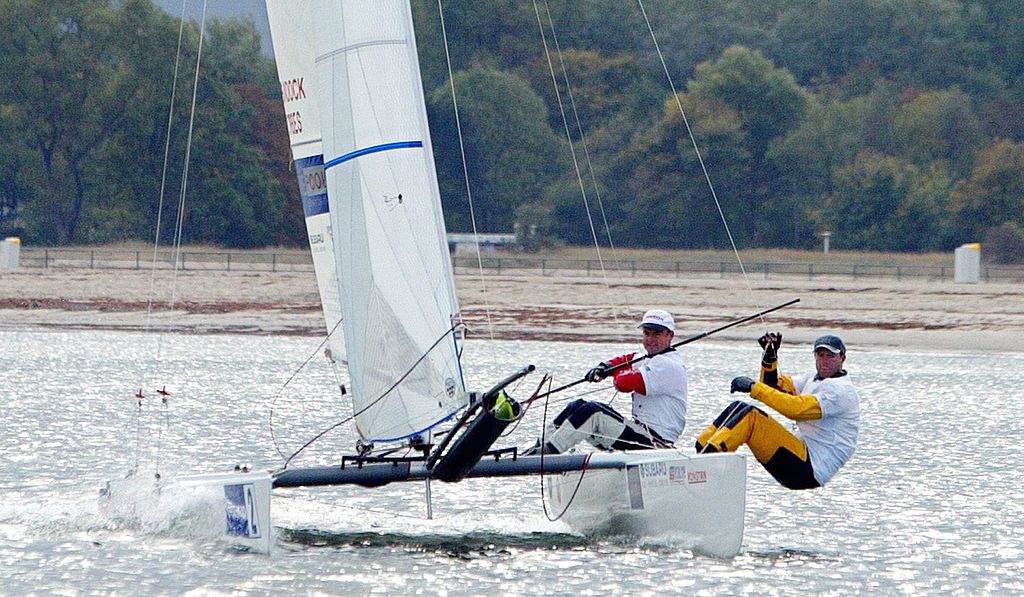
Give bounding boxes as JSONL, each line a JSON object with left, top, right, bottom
{"left": 324, "top": 141, "right": 424, "bottom": 169}
{"left": 316, "top": 38, "right": 409, "bottom": 60}
{"left": 312, "top": 0, "right": 466, "bottom": 443}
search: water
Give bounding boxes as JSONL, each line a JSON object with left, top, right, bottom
{"left": 1, "top": 329, "right": 1021, "bottom": 595}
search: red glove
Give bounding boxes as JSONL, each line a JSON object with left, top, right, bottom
{"left": 613, "top": 368, "right": 646, "bottom": 394}
{"left": 605, "top": 352, "right": 636, "bottom": 369}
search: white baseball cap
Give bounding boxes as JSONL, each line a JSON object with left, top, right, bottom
{"left": 638, "top": 309, "right": 675, "bottom": 332}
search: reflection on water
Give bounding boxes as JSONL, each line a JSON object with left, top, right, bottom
{"left": 1, "top": 329, "right": 1022, "bottom": 594}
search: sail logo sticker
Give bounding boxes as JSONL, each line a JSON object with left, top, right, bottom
{"left": 280, "top": 77, "right": 306, "bottom": 102}
{"left": 639, "top": 462, "right": 667, "bottom": 478}
{"left": 668, "top": 465, "right": 687, "bottom": 484}
{"left": 224, "top": 483, "right": 261, "bottom": 538}
{"left": 445, "top": 378, "right": 456, "bottom": 399}
{"left": 687, "top": 470, "right": 708, "bottom": 484}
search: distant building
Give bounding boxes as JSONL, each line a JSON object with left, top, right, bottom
{"left": 447, "top": 233, "right": 516, "bottom": 256}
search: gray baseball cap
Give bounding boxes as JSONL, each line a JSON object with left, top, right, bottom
{"left": 813, "top": 335, "right": 846, "bottom": 354}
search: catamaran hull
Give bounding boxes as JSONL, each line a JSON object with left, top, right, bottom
{"left": 101, "top": 470, "right": 273, "bottom": 553}
{"left": 544, "top": 450, "right": 746, "bottom": 558}
{"left": 98, "top": 452, "right": 741, "bottom": 555}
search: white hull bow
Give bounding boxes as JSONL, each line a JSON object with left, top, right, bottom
{"left": 545, "top": 450, "right": 746, "bottom": 557}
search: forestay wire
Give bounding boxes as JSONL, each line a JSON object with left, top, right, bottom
{"left": 268, "top": 319, "right": 344, "bottom": 461}
{"left": 532, "top": 0, "right": 621, "bottom": 325}
{"left": 634, "top": 0, "right": 769, "bottom": 325}
{"left": 436, "top": 0, "right": 496, "bottom": 341}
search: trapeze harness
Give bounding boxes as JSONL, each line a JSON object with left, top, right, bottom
{"left": 695, "top": 359, "right": 860, "bottom": 490}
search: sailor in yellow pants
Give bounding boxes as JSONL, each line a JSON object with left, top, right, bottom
{"left": 695, "top": 333, "right": 861, "bottom": 489}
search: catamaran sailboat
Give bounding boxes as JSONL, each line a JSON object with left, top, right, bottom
{"left": 264, "top": 0, "right": 749, "bottom": 557}
{"left": 106, "top": 0, "right": 754, "bottom": 559}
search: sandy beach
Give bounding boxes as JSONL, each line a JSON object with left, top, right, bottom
{"left": 1, "top": 265, "right": 1020, "bottom": 353}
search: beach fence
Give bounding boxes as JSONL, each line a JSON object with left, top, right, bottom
{"left": 451, "top": 256, "right": 1024, "bottom": 282}
{"left": 15, "top": 247, "right": 1024, "bottom": 283}
{"left": 18, "top": 248, "right": 315, "bottom": 273}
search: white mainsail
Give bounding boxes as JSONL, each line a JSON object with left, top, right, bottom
{"left": 311, "top": 0, "right": 466, "bottom": 442}
{"left": 265, "top": 1, "right": 345, "bottom": 364}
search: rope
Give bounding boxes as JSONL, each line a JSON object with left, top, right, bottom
{"left": 436, "top": 0, "right": 496, "bottom": 342}
{"left": 531, "top": 0, "right": 619, "bottom": 320}
{"left": 530, "top": 375, "right": 591, "bottom": 522}
{"left": 538, "top": 0, "right": 621, "bottom": 327}
{"left": 269, "top": 319, "right": 345, "bottom": 461}
{"left": 153, "top": 0, "right": 208, "bottom": 481}
{"left": 634, "top": 0, "right": 771, "bottom": 330}
{"left": 140, "top": 0, "right": 188, "bottom": 342}
{"left": 166, "top": 0, "right": 208, "bottom": 320}
{"left": 278, "top": 323, "right": 464, "bottom": 470}
{"left": 128, "top": 0, "right": 209, "bottom": 479}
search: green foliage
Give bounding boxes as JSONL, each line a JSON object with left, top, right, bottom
{"left": 950, "top": 139, "right": 1024, "bottom": 241}
{"left": 891, "top": 164, "right": 955, "bottom": 251}
{"left": 429, "top": 67, "right": 568, "bottom": 233}
{"left": 824, "top": 152, "right": 919, "bottom": 250}
{"left": 0, "top": 104, "right": 32, "bottom": 236}
{"left": 2, "top": 0, "right": 1024, "bottom": 253}
{"left": 892, "top": 87, "right": 984, "bottom": 177}
{"left": 825, "top": 153, "right": 952, "bottom": 252}
{"left": 689, "top": 46, "right": 809, "bottom": 162}
{"left": 1, "top": 0, "right": 131, "bottom": 243}
{"left": 605, "top": 93, "right": 754, "bottom": 248}
{"left": 983, "top": 222, "right": 1024, "bottom": 264}
{"left": 770, "top": 0, "right": 989, "bottom": 93}
{"left": 0, "top": 0, "right": 294, "bottom": 247}
{"left": 530, "top": 49, "right": 662, "bottom": 139}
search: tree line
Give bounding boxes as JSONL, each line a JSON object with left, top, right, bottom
{"left": 2, "top": 0, "right": 1023, "bottom": 259}
{"left": 0, "top": 0, "right": 298, "bottom": 248}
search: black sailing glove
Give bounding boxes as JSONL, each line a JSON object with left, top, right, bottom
{"left": 730, "top": 376, "right": 755, "bottom": 393}
{"left": 758, "top": 332, "right": 782, "bottom": 364}
{"left": 585, "top": 362, "right": 611, "bottom": 383}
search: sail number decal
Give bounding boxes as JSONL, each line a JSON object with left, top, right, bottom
{"left": 224, "top": 483, "right": 262, "bottom": 539}
{"left": 301, "top": 163, "right": 328, "bottom": 196}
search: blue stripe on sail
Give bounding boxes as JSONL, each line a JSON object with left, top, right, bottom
{"left": 370, "top": 407, "right": 463, "bottom": 444}
{"left": 324, "top": 140, "right": 423, "bottom": 170}
{"left": 293, "top": 155, "right": 330, "bottom": 217}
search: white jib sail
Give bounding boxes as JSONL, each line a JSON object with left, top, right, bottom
{"left": 265, "top": 0, "right": 345, "bottom": 364}
{"left": 311, "top": 0, "right": 467, "bottom": 443}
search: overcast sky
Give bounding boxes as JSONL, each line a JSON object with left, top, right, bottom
{"left": 150, "top": 0, "right": 274, "bottom": 55}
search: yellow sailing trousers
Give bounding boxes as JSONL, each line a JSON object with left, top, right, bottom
{"left": 695, "top": 400, "right": 820, "bottom": 490}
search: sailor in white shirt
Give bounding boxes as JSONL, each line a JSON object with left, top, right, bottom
{"left": 526, "top": 309, "right": 688, "bottom": 455}
{"left": 695, "top": 333, "right": 861, "bottom": 489}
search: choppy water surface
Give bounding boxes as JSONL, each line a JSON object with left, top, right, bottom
{"left": 1, "top": 329, "right": 1021, "bottom": 595}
